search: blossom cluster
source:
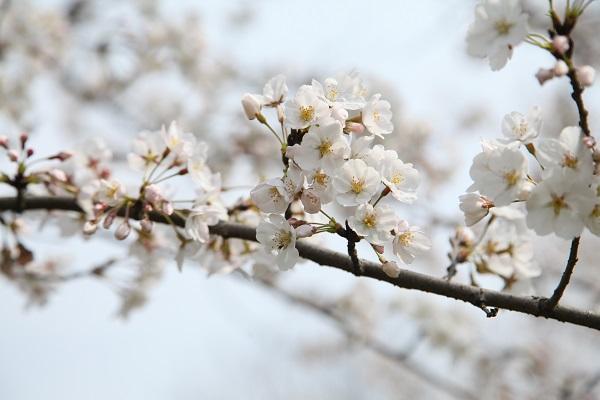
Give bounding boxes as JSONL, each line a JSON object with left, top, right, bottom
{"left": 243, "top": 73, "right": 431, "bottom": 273}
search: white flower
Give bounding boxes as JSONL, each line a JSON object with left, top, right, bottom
{"left": 128, "top": 130, "right": 166, "bottom": 172}
{"left": 362, "top": 94, "right": 393, "bottom": 137}
{"left": 250, "top": 178, "right": 292, "bottom": 214}
{"left": 97, "top": 179, "right": 125, "bottom": 206}
{"left": 392, "top": 221, "right": 431, "bottom": 264}
{"left": 576, "top": 65, "right": 596, "bottom": 87}
{"left": 348, "top": 203, "right": 397, "bottom": 245}
{"left": 501, "top": 106, "right": 542, "bottom": 145}
{"left": 161, "top": 121, "right": 195, "bottom": 161}
{"left": 537, "top": 126, "right": 593, "bottom": 180}
{"left": 333, "top": 159, "right": 380, "bottom": 207}
{"left": 262, "top": 74, "right": 288, "bottom": 106}
{"left": 185, "top": 203, "right": 228, "bottom": 243}
{"left": 470, "top": 217, "right": 539, "bottom": 279}
{"left": 287, "top": 120, "right": 349, "bottom": 172}
{"left": 381, "top": 155, "right": 420, "bottom": 203}
{"left": 187, "top": 142, "right": 213, "bottom": 188}
{"left": 466, "top": 0, "right": 529, "bottom": 71}
{"left": 459, "top": 192, "right": 494, "bottom": 226}
{"left": 349, "top": 134, "right": 374, "bottom": 162}
{"left": 256, "top": 214, "right": 299, "bottom": 270}
{"left": 241, "top": 93, "right": 262, "bottom": 120}
{"left": 308, "top": 168, "right": 336, "bottom": 204}
{"left": 312, "top": 71, "right": 366, "bottom": 110}
{"left": 468, "top": 142, "right": 530, "bottom": 206}
{"left": 585, "top": 178, "right": 600, "bottom": 235}
{"left": 285, "top": 85, "right": 330, "bottom": 129}
{"left": 526, "top": 172, "right": 595, "bottom": 239}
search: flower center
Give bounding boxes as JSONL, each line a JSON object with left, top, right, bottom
{"left": 269, "top": 187, "right": 281, "bottom": 200}
{"left": 391, "top": 173, "right": 404, "bottom": 185}
{"left": 318, "top": 140, "right": 333, "bottom": 157}
{"left": 515, "top": 121, "right": 528, "bottom": 138}
{"left": 397, "top": 231, "right": 413, "bottom": 247}
{"left": 314, "top": 170, "right": 328, "bottom": 186}
{"left": 495, "top": 20, "right": 513, "bottom": 35}
{"left": 592, "top": 204, "right": 600, "bottom": 219}
{"left": 373, "top": 111, "right": 381, "bottom": 122}
{"left": 550, "top": 194, "right": 568, "bottom": 216}
{"left": 299, "top": 105, "right": 315, "bottom": 122}
{"left": 351, "top": 177, "right": 365, "bottom": 194}
{"left": 362, "top": 212, "right": 377, "bottom": 229}
{"left": 274, "top": 230, "right": 291, "bottom": 249}
{"left": 562, "top": 153, "right": 578, "bottom": 169}
{"left": 327, "top": 87, "right": 338, "bottom": 101}
{"left": 504, "top": 170, "right": 519, "bottom": 187}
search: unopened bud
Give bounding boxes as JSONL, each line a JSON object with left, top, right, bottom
{"left": 552, "top": 35, "right": 569, "bottom": 55}
{"left": 145, "top": 184, "right": 162, "bottom": 204}
{"left": 553, "top": 60, "right": 569, "bottom": 77}
{"left": 583, "top": 136, "right": 596, "bottom": 149}
{"left": 300, "top": 188, "right": 321, "bottom": 214}
{"left": 0, "top": 136, "right": 8, "bottom": 149}
{"left": 241, "top": 93, "right": 262, "bottom": 120}
{"left": 114, "top": 222, "right": 131, "bottom": 240}
{"left": 7, "top": 150, "right": 19, "bottom": 162}
{"left": 83, "top": 221, "right": 98, "bottom": 235}
{"left": 103, "top": 212, "right": 116, "bottom": 229}
{"left": 576, "top": 65, "right": 596, "bottom": 87}
{"left": 295, "top": 224, "right": 315, "bottom": 238}
{"left": 535, "top": 68, "right": 555, "bottom": 85}
{"left": 140, "top": 217, "right": 153, "bottom": 233}
{"left": 26, "top": 148, "right": 34, "bottom": 158}
{"left": 382, "top": 261, "right": 400, "bottom": 278}
{"left": 19, "top": 132, "right": 28, "bottom": 148}
{"left": 346, "top": 122, "right": 365, "bottom": 134}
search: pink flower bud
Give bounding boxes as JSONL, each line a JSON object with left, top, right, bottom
{"left": 140, "top": 218, "right": 153, "bottom": 233}
{"left": 83, "top": 221, "right": 98, "bottom": 235}
{"left": 0, "top": 136, "right": 8, "bottom": 149}
{"left": 145, "top": 184, "right": 162, "bottom": 204}
{"left": 553, "top": 60, "right": 569, "bottom": 77}
{"left": 103, "top": 212, "right": 116, "bottom": 229}
{"left": 7, "top": 150, "right": 19, "bottom": 162}
{"left": 26, "top": 148, "right": 34, "bottom": 158}
{"left": 300, "top": 188, "right": 321, "bottom": 214}
{"left": 382, "top": 261, "right": 400, "bottom": 278}
{"left": 576, "top": 65, "right": 596, "bottom": 87}
{"left": 19, "top": 132, "right": 28, "bottom": 147}
{"left": 295, "top": 224, "right": 315, "bottom": 238}
{"left": 114, "top": 222, "right": 131, "bottom": 240}
{"left": 241, "top": 93, "right": 262, "bottom": 120}
{"left": 346, "top": 122, "right": 365, "bottom": 134}
{"left": 583, "top": 136, "right": 596, "bottom": 149}
{"left": 161, "top": 200, "right": 174, "bottom": 215}
{"left": 535, "top": 68, "right": 555, "bottom": 85}
{"left": 552, "top": 35, "right": 570, "bottom": 55}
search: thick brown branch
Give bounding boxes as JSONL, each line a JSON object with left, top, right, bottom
{"left": 2, "top": 195, "right": 600, "bottom": 331}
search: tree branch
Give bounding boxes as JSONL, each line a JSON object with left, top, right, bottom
{"left": 2, "top": 195, "right": 600, "bottom": 331}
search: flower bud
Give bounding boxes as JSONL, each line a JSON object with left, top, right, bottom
{"left": 102, "top": 212, "right": 116, "bottom": 229}
{"left": 535, "top": 68, "right": 555, "bottom": 85}
{"left": 161, "top": 200, "right": 174, "bottom": 216}
{"left": 114, "top": 222, "right": 131, "bottom": 240}
{"left": 331, "top": 106, "right": 348, "bottom": 124}
{"left": 241, "top": 93, "right": 262, "bottom": 120}
{"left": 553, "top": 60, "right": 569, "bottom": 77}
{"left": 295, "top": 224, "right": 315, "bottom": 238}
{"left": 140, "top": 217, "right": 153, "bottom": 233}
{"left": 382, "top": 261, "right": 400, "bottom": 278}
{"left": 26, "top": 148, "right": 34, "bottom": 158}
{"left": 0, "top": 136, "right": 8, "bottom": 149}
{"left": 7, "top": 150, "right": 19, "bottom": 162}
{"left": 300, "top": 188, "right": 321, "bottom": 214}
{"left": 552, "top": 35, "right": 569, "bottom": 55}
{"left": 346, "top": 122, "right": 365, "bottom": 134}
{"left": 584, "top": 136, "right": 596, "bottom": 149}
{"left": 145, "top": 184, "right": 162, "bottom": 204}
{"left": 19, "top": 132, "right": 28, "bottom": 148}
{"left": 576, "top": 65, "right": 596, "bottom": 87}
{"left": 83, "top": 221, "right": 98, "bottom": 235}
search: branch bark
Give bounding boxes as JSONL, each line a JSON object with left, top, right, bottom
{"left": 2, "top": 195, "right": 600, "bottom": 331}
